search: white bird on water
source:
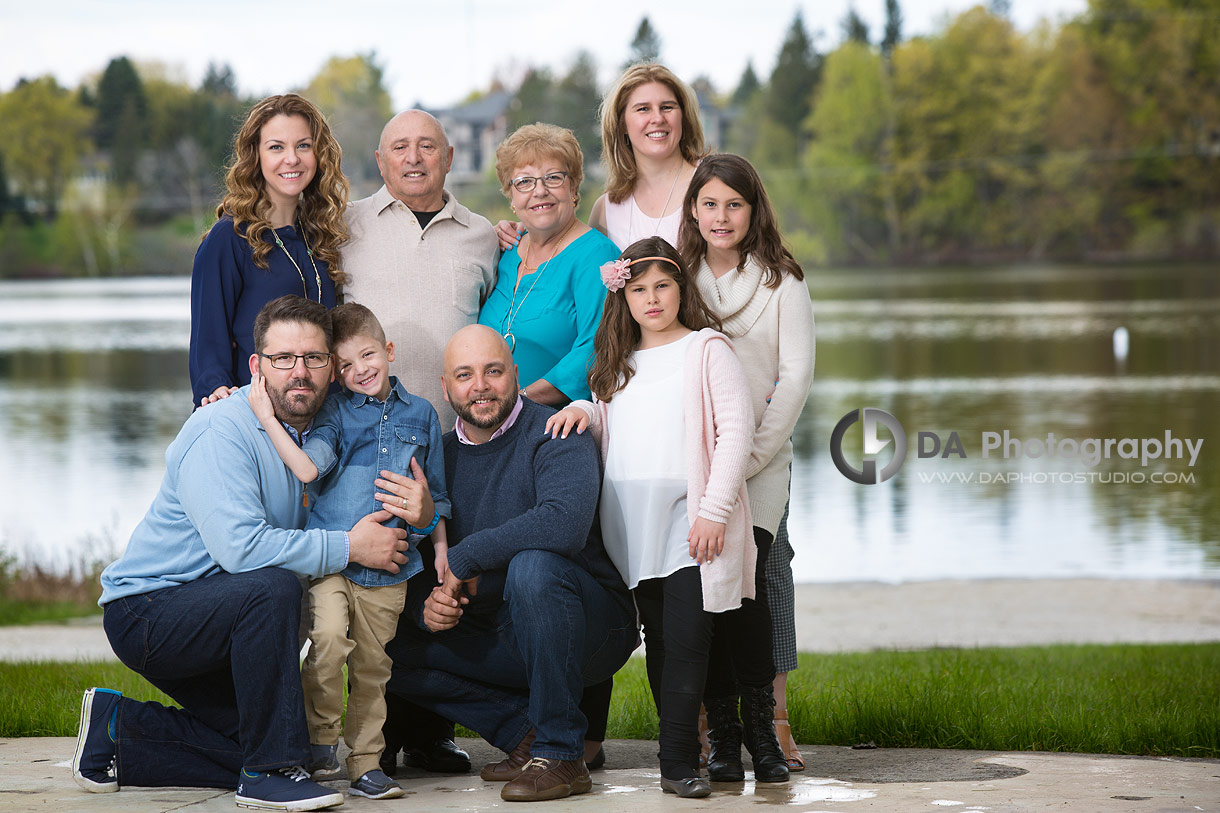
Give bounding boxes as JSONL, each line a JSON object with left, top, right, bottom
{"left": 1113, "top": 326, "right": 1129, "bottom": 363}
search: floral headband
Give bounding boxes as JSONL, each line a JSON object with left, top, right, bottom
{"left": 599, "top": 256, "right": 682, "bottom": 292}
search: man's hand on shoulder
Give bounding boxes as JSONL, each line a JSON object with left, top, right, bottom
{"left": 348, "top": 510, "right": 409, "bottom": 572}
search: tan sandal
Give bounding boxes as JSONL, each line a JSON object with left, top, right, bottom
{"left": 773, "top": 710, "right": 804, "bottom": 771}
{"left": 697, "top": 705, "right": 709, "bottom": 768}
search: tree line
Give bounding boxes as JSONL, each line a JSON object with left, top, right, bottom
{"left": 1, "top": 0, "right": 1216, "bottom": 277}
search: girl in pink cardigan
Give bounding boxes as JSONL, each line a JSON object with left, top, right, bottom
{"left": 545, "top": 237, "right": 755, "bottom": 798}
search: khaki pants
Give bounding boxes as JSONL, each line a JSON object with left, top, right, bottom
{"left": 301, "top": 573, "right": 407, "bottom": 780}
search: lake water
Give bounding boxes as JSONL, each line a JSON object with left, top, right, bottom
{"left": 1, "top": 266, "right": 1217, "bottom": 583}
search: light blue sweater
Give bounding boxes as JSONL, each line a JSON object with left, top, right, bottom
{"left": 99, "top": 387, "right": 348, "bottom": 605}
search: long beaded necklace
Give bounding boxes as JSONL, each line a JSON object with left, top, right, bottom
{"left": 274, "top": 220, "right": 322, "bottom": 302}
{"left": 502, "top": 218, "right": 577, "bottom": 352}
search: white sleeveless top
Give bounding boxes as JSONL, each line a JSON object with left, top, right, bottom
{"left": 599, "top": 333, "right": 696, "bottom": 588}
{"left": 604, "top": 194, "right": 682, "bottom": 250}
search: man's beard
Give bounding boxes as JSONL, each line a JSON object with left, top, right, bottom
{"left": 268, "top": 376, "right": 325, "bottom": 423}
{"left": 454, "top": 390, "right": 516, "bottom": 431}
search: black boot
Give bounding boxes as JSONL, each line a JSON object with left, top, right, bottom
{"left": 741, "top": 684, "right": 789, "bottom": 783}
{"left": 704, "top": 695, "right": 745, "bottom": 782}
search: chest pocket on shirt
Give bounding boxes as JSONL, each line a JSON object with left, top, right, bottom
{"left": 453, "top": 261, "right": 485, "bottom": 317}
{"left": 393, "top": 424, "right": 430, "bottom": 473}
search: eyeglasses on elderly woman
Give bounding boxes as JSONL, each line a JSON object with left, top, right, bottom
{"left": 509, "top": 171, "right": 570, "bottom": 193}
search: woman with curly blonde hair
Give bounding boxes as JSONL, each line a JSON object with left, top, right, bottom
{"left": 190, "top": 93, "right": 350, "bottom": 407}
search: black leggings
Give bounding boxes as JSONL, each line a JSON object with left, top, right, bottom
{"left": 634, "top": 565, "right": 714, "bottom": 778}
{"left": 703, "top": 527, "right": 776, "bottom": 697}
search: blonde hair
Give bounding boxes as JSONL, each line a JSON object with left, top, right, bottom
{"left": 599, "top": 63, "right": 706, "bottom": 204}
{"left": 495, "top": 123, "right": 585, "bottom": 206}
{"left": 213, "top": 93, "right": 350, "bottom": 282}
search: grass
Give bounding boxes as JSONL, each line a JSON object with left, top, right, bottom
{"left": 5, "top": 644, "right": 1217, "bottom": 757}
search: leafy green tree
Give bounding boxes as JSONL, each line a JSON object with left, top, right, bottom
{"left": 1072, "top": 0, "right": 1220, "bottom": 255}
{"left": 95, "top": 57, "right": 148, "bottom": 185}
{"left": 0, "top": 76, "right": 93, "bottom": 217}
{"left": 303, "top": 53, "right": 393, "bottom": 197}
{"left": 890, "top": 8, "right": 1042, "bottom": 255}
{"left": 626, "top": 16, "right": 662, "bottom": 66}
{"left": 803, "top": 42, "right": 894, "bottom": 260}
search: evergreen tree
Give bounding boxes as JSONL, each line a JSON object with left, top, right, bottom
{"left": 732, "top": 61, "right": 761, "bottom": 106}
{"left": 626, "top": 16, "right": 662, "bottom": 66}
{"left": 882, "top": 0, "right": 904, "bottom": 58}
{"left": 95, "top": 56, "right": 148, "bottom": 185}
{"left": 556, "top": 52, "right": 602, "bottom": 161}
{"left": 843, "top": 7, "right": 870, "bottom": 44}
{"left": 767, "top": 11, "right": 821, "bottom": 136}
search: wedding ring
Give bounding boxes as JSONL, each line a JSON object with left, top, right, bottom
{"left": 401, "top": 497, "right": 408, "bottom": 509}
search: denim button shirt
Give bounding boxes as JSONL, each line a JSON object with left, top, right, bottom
{"left": 303, "top": 378, "right": 450, "bottom": 587}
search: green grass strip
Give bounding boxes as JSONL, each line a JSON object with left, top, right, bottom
{"left": 4, "top": 643, "right": 1217, "bottom": 757}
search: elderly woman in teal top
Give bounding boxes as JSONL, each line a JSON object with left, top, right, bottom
{"left": 478, "top": 123, "right": 619, "bottom": 405}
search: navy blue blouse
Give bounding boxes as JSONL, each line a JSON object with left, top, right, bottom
{"left": 189, "top": 216, "right": 337, "bottom": 405}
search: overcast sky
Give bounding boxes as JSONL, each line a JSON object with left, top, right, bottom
{"left": 2, "top": 0, "right": 1087, "bottom": 110}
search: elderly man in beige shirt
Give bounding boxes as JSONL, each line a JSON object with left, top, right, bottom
{"left": 341, "top": 110, "right": 499, "bottom": 426}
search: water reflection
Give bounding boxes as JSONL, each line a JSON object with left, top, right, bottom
{"left": 0, "top": 267, "right": 1216, "bottom": 582}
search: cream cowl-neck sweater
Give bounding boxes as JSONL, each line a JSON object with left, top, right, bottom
{"left": 695, "top": 257, "right": 815, "bottom": 538}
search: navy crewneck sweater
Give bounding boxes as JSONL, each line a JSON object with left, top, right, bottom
{"left": 443, "top": 398, "right": 629, "bottom": 605}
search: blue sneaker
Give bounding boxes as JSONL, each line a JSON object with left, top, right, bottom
{"left": 349, "top": 768, "right": 404, "bottom": 800}
{"left": 235, "top": 766, "right": 344, "bottom": 811}
{"left": 72, "top": 687, "right": 122, "bottom": 793}
{"left": 307, "top": 743, "right": 341, "bottom": 780}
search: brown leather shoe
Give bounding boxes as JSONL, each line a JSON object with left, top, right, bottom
{"left": 480, "top": 729, "right": 536, "bottom": 781}
{"left": 501, "top": 757, "right": 592, "bottom": 802}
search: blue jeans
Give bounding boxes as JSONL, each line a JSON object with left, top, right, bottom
{"left": 102, "top": 567, "right": 309, "bottom": 789}
{"left": 386, "top": 550, "right": 637, "bottom": 761}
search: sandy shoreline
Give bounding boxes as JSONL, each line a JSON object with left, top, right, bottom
{"left": 1, "top": 578, "right": 1217, "bottom": 662}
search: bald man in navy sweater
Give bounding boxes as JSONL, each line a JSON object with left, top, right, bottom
{"left": 385, "top": 325, "right": 636, "bottom": 802}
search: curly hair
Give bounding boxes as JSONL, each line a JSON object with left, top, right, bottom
{"left": 213, "top": 93, "right": 350, "bottom": 283}
{"left": 678, "top": 153, "right": 804, "bottom": 289}
{"left": 599, "top": 63, "right": 707, "bottom": 204}
{"left": 588, "top": 237, "right": 722, "bottom": 402}
{"left": 495, "top": 122, "right": 585, "bottom": 207}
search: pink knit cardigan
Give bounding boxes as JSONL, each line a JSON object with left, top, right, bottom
{"left": 574, "top": 328, "right": 756, "bottom": 613}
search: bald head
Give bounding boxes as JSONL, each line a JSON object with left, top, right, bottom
{"left": 443, "top": 325, "right": 512, "bottom": 376}
{"left": 379, "top": 109, "right": 448, "bottom": 154}
{"left": 376, "top": 109, "right": 453, "bottom": 211}
{"left": 441, "top": 325, "right": 519, "bottom": 443}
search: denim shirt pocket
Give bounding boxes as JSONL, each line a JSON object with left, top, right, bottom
{"left": 392, "top": 422, "right": 430, "bottom": 476}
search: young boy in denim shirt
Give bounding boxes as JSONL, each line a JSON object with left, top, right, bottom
{"left": 251, "top": 303, "right": 450, "bottom": 800}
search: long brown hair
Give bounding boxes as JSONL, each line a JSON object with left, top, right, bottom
{"left": 213, "top": 93, "right": 350, "bottom": 281}
{"left": 599, "top": 64, "right": 706, "bottom": 204}
{"left": 678, "top": 153, "right": 804, "bottom": 289}
{"left": 588, "top": 237, "right": 722, "bottom": 402}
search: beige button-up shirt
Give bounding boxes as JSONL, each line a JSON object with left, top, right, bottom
{"left": 341, "top": 186, "right": 499, "bottom": 425}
